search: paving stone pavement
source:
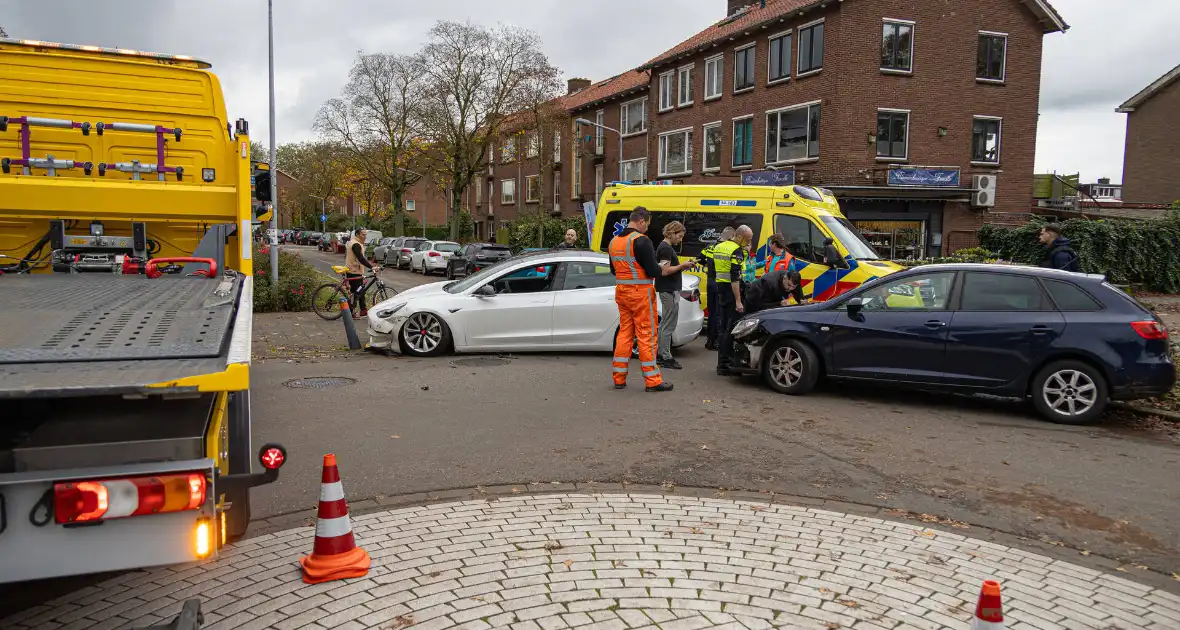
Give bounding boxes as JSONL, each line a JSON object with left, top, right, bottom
{"left": 6, "top": 493, "right": 1180, "bottom": 630}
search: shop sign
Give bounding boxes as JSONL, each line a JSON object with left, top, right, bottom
{"left": 888, "top": 167, "right": 961, "bottom": 188}
{"left": 741, "top": 169, "right": 796, "bottom": 186}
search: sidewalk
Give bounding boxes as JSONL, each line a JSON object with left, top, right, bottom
{"left": 253, "top": 312, "right": 362, "bottom": 360}
{"left": 6, "top": 493, "right": 1178, "bottom": 630}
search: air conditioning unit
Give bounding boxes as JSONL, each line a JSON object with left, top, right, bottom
{"left": 971, "top": 174, "right": 997, "bottom": 208}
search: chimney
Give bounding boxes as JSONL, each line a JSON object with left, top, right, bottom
{"left": 1098, "top": 177, "right": 1110, "bottom": 185}
{"left": 567, "top": 78, "right": 591, "bottom": 95}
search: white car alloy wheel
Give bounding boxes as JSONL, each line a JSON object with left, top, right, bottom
{"left": 1042, "top": 369, "right": 1098, "bottom": 417}
{"left": 404, "top": 312, "right": 444, "bottom": 354}
{"left": 768, "top": 346, "right": 803, "bottom": 389}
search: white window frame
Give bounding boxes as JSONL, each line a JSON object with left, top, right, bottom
{"left": 572, "top": 157, "right": 582, "bottom": 198}
{"left": 797, "top": 18, "right": 825, "bottom": 78}
{"left": 621, "top": 158, "right": 647, "bottom": 184}
{"left": 406, "top": 199, "right": 416, "bottom": 212}
{"left": 621, "top": 96, "right": 648, "bottom": 137}
{"left": 526, "top": 131, "right": 539, "bottom": 158}
{"left": 881, "top": 18, "right": 916, "bottom": 75}
{"left": 501, "top": 137, "right": 516, "bottom": 163}
{"left": 524, "top": 175, "right": 541, "bottom": 203}
{"left": 704, "top": 54, "right": 724, "bottom": 101}
{"left": 764, "top": 101, "right": 821, "bottom": 165}
{"left": 971, "top": 115, "right": 1003, "bottom": 166}
{"left": 702, "top": 121, "right": 722, "bottom": 173}
{"left": 767, "top": 29, "right": 793, "bottom": 86}
{"left": 977, "top": 31, "right": 1008, "bottom": 83}
{"left": 658, "top": 126, "right": 694, "bottom": 178}
{"left": 733, "top": 43, "right": 756, "bottom": 94}
{"left": 475, "top": 181, "right": 482, "bottom": 204}
{"left": 553, "top": 130, "right": 562, "bottom": 163}
{"left": 875, "top": 108, "right": 911, "bottom": 162}
{"left": 678, "top": 63, "right": 695, "bottom": 107}
{"left": 731, "top": 114, "right": 755, "bottom": 170}
{"left": 594, "top": 164, "right": 604, "bottom": 198}
{"left": 553, "top": 172, "right": 560, "bottom": 206}
{"left": 658, "top": 71, "right": 675, "bottom": 112}
{"left": 487, "top": 181, "right": 494, "bottom": 210}
{"left": 595, "top": 109, "right": 605, "bottom": 154}
{"left": 500, "top": 179, "right": 515, "bottom": 205}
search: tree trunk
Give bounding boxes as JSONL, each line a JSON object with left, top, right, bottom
{"left": 449, "top": 187, "right": 463, "bottom": 241}
{"left": 392, "top": 190, "right": 406, "bottom": 236}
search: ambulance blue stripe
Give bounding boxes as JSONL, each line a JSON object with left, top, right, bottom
{"left": 699, "top": 200, "right": 757, "bottom": 207}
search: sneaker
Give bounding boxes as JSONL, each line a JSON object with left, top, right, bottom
{"left": 704, "top": 341, "right": 717, "bottom": 351}
{"left": 660, "top": 359, "right": 683, "bottom": 370}
{"left": 353, "top": 309, "right": 368, "bottom": 319}
{"left": 614, "top": 383, "right": 626, "bottom": 390}
{"left": 646, "top": 382, "right": 674, "bottom": 392}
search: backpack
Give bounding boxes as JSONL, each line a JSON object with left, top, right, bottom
{"left": 1046, "top": 245, "right": 1081, "bottom": 272}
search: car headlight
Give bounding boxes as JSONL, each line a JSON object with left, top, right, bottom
{"left": 731, "top": 318, "right": 760, "bottom": 339}
{"left": 375, "top": 303, "right": 406, "bottom": 319}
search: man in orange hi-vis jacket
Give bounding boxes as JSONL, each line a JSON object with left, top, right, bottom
{"left": 609, "top": 207, "right": 674, "bottom": 392}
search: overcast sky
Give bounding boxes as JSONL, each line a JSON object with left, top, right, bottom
{"left": 5, "top": 0, "right": 1178, "bottom": 184}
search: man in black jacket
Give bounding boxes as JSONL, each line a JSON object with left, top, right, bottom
{"left": 1038, "top": 223, "right": 1081, "bottom": 272}
{"left": 745, "top": 270, "right": 808, "bottom": 314}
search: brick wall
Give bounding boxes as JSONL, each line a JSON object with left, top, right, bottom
{"left": 1122, "top": 78, "right": 1180, "bottom": 205}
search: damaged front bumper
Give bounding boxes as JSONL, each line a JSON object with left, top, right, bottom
{"left": 366, "top": 312, "right": 407, "bottom": 353}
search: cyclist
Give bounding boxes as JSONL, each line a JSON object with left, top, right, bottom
{"left": 345, "top": 229, "right": 376, "bottom": 317}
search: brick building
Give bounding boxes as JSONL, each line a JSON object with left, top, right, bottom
{"left": 1117, "top": 63, "right": 1180, "bottom": 205}
{"left": 630, "top": 0, "right": 1066, "bottom": 257}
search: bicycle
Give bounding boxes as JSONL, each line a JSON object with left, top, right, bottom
{"left": 311, "top": 265, "right": 397, "bottom": 321}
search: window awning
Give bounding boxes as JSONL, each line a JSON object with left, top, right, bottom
{"left": 826, "top": 185, "right": 974, "bottom": 202}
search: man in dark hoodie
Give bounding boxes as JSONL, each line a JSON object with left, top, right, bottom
{"left": 1038, "top": 223, "right": 1081, "bottom": 272}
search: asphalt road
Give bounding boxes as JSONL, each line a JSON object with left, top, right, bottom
{"left": 260, "top": 246, "right": 1180, "bottom": 577}
{"left": 289, "top": 243, "right": 436, "bottom": 293}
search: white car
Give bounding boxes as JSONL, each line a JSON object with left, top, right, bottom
{"left": 410, "top": 240, "right": 461, "bottom": 275}
{"left": 367, "top": 250, "right": 703, "bottom": 356}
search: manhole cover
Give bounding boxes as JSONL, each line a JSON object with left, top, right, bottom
{"left": 283, "top": 376, "right": 357, "bottom": 389}
{"left": 451, "top": 357, "right": 511, "bottom": 367}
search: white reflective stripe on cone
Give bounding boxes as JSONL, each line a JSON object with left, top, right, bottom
{"left": 104, "top": 480, "right": 140, "bottom": 518}
{"left": 315, "top": 514, "right": 353, "bottom": 538}
{"left": 320, "top": 481, "right": 344, "bottom": 502}
{"left": 970, "top": 620, "right": 1005, "bottom": 630}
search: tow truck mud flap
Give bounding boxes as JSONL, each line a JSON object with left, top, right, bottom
{"left": 0, "top": 458, "right": 218, "bottom": 584}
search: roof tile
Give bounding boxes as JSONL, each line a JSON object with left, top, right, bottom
{"left": 563, "top": 71, "right": 651, "bottom": 112}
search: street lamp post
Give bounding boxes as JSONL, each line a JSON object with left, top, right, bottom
{"left": 267, "top": 0, "right": 279, "bottom": 282}
{"left": 309, "top": 195, "right": 326, "bottom": 233}
{"left": 575, "top": 118, "right": 623, "bottom": 182}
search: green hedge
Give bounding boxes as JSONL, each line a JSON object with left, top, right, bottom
{"left": 251, "top": 243, "right": 322, "bottom": 312}
{"left": 507, "top": 214, "right": 590, "bottom": 251}
{"left": 979, "top": 211, "right": 1180, "bottom": 293}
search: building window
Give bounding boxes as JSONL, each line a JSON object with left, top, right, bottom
{"left": 594, "top": 110, "right": 605, "bottom": 154}
{"left": 553, "top": 173, "right": 560, "bottom": 207}
{"left": 406, "top": 199, "right": 416, "bottom": 212}
{"left": 703, "top": 123, "right": 723, "bottom": 172}
{"left": 972, "top": 116, "right": 1002, "bottom": 164}
{"left": 798, "top": 20, "right": 824, "bottom": 75}
{"left": 526, "top": 132, "right": 539, "bottom": 158}
{"left": 475, "top": 181, "right": 482, "bottom": 204}
{"left": 734, "top": 45, "right": 756, "bottom": 92}
{"left": 553, "top": 130, "right": 562, "bottom": 163}
{"left": 525, "top": 175, "right": 540, "bottom": 202}
{"left": 765, "top": 103, "right": 820, "bottom": 164}
{"left": 501, "top": 137, "right": 516, "bottom": 163}
{"left": 881, "top": 20, "right": 914, "bottom": 72}
{"left": 659, "top": 71, "right": 675, "bottom": 112}
{"left": 621, "top": 97, "right": 647, "bottom": 135}
{"left": 573, "top": 157, "right": 582, "bottom": 198}
{"left": 487, "top": 181, "right": 494, "bottom": 209}
{"left": 876, "top": 110, "right": 909, "bottom": 160}
{"left": 768, "top": 31, "right": 792, "bottom": 83}
{"left": 977, "top": 32, "right": 1007, "bottom": 82}
{"left": 658, "top": 128, "right": 693, "bottom": 176}
{"left": 704, "top": 54, "right": 724, "bottom": 100}
{"left": 732, "top": 117, "right": 754, "bottom": 168}
{"left": 678, "top": 64, "right": 695, "bottom": 107}
{"left": 621, "top": 158, "right": 647, "bottom": 184}
{"left": 595, "top": 164, "right": 604, "bottom": 198}
{"left": 501, "top": 179, "right": 515, "bottom": 204}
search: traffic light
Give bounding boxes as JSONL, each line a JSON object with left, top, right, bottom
{"left": 254, "top": 170, "right": 272, "bottom": 202}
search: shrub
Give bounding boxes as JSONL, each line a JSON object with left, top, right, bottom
{"left": 979, "top": 211, "right": 1180, "bottom": 293}
{"left": 894, "top": 247, "right": 1004, "bottom": 268}
{"left": 507, "top": 214, "right": 589, "bottom": 251}
{"left": 251, "top": 243, "right": 323, "bottom": 312}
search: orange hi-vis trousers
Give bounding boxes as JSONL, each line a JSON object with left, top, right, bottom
{"left": 612, "top": 283, "right": 663, "bottom": 388}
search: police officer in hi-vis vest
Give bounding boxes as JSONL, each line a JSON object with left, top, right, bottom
{"left": 608, "top": 207, "right": 674, "bottom": 392}
{"left": 699, "top": 226, "right": 736, "bottom": 351}
{"left": 713, "top": 225, "right": 753, "bottom": 376}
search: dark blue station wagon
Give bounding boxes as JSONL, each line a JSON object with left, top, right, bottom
{"left": 729, "top": 264, "right": 1175, "bottom": 424}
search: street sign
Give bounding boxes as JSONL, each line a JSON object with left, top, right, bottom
{"left": 741, "top": 169, "right": 795, "bottom": 186}
{"left": 320, "top": 213, "right": 328, "bottom": 222}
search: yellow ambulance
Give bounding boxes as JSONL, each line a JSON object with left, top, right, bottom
{"left": 590, "top": 183, "right": 906, "bottom": 309}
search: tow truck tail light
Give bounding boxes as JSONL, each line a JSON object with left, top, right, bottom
{"left": 1131, "top": 321, "right": 1168, "bottom": 340}
{"left": 54, "top": 472, "right": 206, "bottom": 524}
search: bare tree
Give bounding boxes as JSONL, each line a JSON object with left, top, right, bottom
{"left": 418, "top": 21, "right": 559, "bottom": 240}
{"left": 514, "top": 66, "right": 564, "bottom": 245}
{"left": 316, "top": 52, "right": 424, "bottom": 237}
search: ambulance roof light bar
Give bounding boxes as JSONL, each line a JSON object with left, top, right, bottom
{"left": 1, "top": 38, "right": 211, "bottom": 69}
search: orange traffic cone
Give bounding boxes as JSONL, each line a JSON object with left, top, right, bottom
{"left": 299, "top": 454, "right": 370, "bottom": 584}
{"left": 971, "top": 580, "right": 1005, "bottom": 630}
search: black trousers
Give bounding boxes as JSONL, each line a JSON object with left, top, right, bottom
{"left": 346, "top": 274, "right": 367, "bottom": 311}
{"left": 714, "top": 287, "right": 740, "bottom": 371}
{"left": 705, "top": 281, "right": 719, "bottom": 344}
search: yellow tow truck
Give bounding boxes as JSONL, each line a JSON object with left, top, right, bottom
{"left": 0, "top": 39, "right": 286, "bottom": 585}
